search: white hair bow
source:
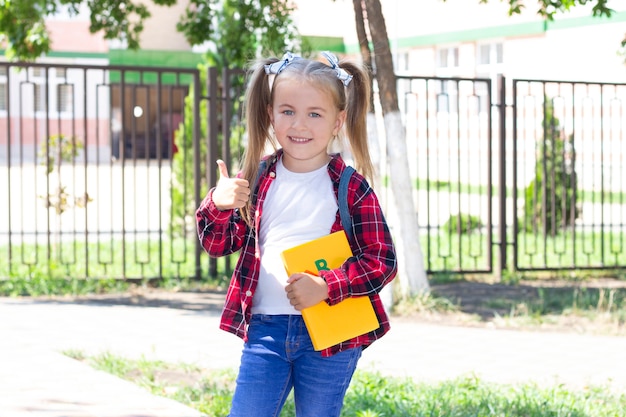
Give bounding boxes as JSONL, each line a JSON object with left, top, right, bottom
{"left": 321, "top": 51, "right": 353, "bottom": 87}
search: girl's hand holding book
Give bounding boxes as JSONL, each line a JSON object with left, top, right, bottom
{"left": 285, "top": 272, "right": 329, "bottom": 311}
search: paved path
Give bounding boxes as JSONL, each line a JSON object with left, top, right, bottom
{"left": 2, "top": 295, "right": 626, "bottom": 416}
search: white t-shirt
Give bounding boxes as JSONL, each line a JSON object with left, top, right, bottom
{"left": 251, "top": 159, "right": 338, "bottom": 315}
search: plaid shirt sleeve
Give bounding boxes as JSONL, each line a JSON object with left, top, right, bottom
{"left": 196, "top": 188, "right": 248, "bottom": 257}
{"left": 317, "top": 157, "right": 398, "bottom": 357}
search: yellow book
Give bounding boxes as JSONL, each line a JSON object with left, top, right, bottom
{"left": 280, "top": 231, "right": 379, "bottom": 351}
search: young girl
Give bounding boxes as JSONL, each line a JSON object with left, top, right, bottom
{"left": 196, "top": 51, "right": 397, "bottom": 417}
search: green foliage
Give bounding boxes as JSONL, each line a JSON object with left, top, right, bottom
{"left": 168, "top": 64, "right": 244, "bottom": 238}
{"left": 178, "top": 0, "right": 309, "bottom": 67}
{"left": 170, "top": 0, "right": 308, "bottom": 237}
{"left": 0, "top": 0, "right": 305, "bottom": 62}
{"left": 0, "top": 0, "right": 175, "bottom": 61}
{"left": 37, "top": 134, "right": 92, "bottom": 215}
{"left": 393, "top": 291, "right": 459, "bottom": 315}
{"left": 422, "top": 228, "right": 626, "bottom": 272}
{"left": 442, "top": 213, "right": 483, "bottom": 235}
{"left": 479, "top": 285, "right": 626, "bottom": 326}
{"left": 39, "top": 134, "right": 83, "bottom": 174}
{"left": 2, "top": 228, "right": 621, "bottom": 285}
{"left": 0, "top": 237, "right": 237, "bottom": 290}
{"left": 170, "top": 83, "right": 208, "bottom": 237}
{"left": 0, "top": 0, "right": 50, "bottom": 61}
{"left": 522, "top": 97, "right": 580, "bottom": 236}
{"left": 78, "top": 352, "right": 626, "bottom": 417}
{"left": 0, "top": 275, "right": 129, "bottom": 297}
{"left": 473, "top": 0, "right": 615, "bottom": 19}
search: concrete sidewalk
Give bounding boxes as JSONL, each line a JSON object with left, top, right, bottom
{"left": 2, "top": 296, "right": 626, "bottom": 417}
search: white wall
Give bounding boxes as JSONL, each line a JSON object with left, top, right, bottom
{"left": 504, "top": 22, "right": 626, "bottom": 82}
{"left": 293, "top": 0, "right": 626, "bottom": 82}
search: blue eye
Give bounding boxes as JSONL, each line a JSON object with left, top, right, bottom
{"left": 282, "top": 110, "right": 294, "bottom": 116}
{"left": 310, "top": 112, "right": 321, "bottom": 118}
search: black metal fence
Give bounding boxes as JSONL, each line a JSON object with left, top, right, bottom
{"left": 396, "top": 74, "right": 625, "bottom": 275}
{"left": 0, "top": 62, "right": 624, "bottom": 281}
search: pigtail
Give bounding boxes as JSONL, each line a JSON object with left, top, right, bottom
{"left": 239, "top": 57, "right": 278, "bottom": 226}
{"left": 339, "top": 60, "right": 374, "bottom": 184}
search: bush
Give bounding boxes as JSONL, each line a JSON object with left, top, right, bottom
{"left": 522, "top": 97, "right": 581, "bottom": 236}
{"left": 442, "top": 213, "right": 483, "bottom": 235}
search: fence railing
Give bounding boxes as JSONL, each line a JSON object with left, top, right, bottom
{"left": 0, "top": 62, "right": 204, "bottom": 280}
{"left": 0, "top": 61, "right": 624, "bottom": 281}
{"left": 511, "top": 79, "right": 626, "bottom": 272}
{"left": 396, "top": 74, "right": 625, "bottom": 276}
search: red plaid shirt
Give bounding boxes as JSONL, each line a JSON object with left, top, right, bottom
{"left": 196, "top": 151, "right": 397, "bottom": 357}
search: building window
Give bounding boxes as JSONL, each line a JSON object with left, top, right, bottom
{"left": 58, "top": 84, "right": 73, "bottom": 113}
{"left": 30, "top": 67, "right": 46, "bottom": 112}
{"left": 476, "top": 42, "right": 504, "bottom": 101}
{"left": 477, "top": 42, "right": 503, "bottom": 66}
{"left": 34, "top": 84, "right": 46, "bottom": 112}
{"left": 0, "top": 84, "right": 6, "bottom": 111}
{"left": 31, "top": 67, "right": 44, "bottom": 78}
{"left": 53, "top": 68, "right": 73, "bottom": 114}
{"left": 437, "top": 80, "right": 458, "bottom": 113}
{"left": 437, "top": 47, "right": 459, "bottom": 69}
{"left": 26, "top": 66, "right": 75, "bottom": 115}
{"left": 394, "top": 51, "right": 410, "bottom": 73}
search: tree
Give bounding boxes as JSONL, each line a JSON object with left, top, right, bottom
{"left": 522, "top": 97, "right": 580, "bottom": 236}
{"left": 0, "top": 0, "right": 174, "bottom": 61}
{"left": 359, "top": 0, "right": 429, "bottom": 297}
{"left": 348, "top": 0, "right": 622, "bottom": 298}
{"left": 38, "top": 134, "right": 92, "bottom": 252}
{"left": 0, "top": 0, "right": 302, "bottom": 62}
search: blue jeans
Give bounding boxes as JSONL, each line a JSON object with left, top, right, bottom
{"left": 229, "top": 314, "right": 362, "bottom": 417}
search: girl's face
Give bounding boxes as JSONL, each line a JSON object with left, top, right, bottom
{"left": 268, "top": 78, "right": 346, "bottom": 173}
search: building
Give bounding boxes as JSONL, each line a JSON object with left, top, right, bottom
{"left": 1, "top": 0, "right": 625, "bottom": 162}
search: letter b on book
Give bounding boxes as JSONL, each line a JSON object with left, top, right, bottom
{"left": 281, "top": 231, "right": 379, "bottom": 351}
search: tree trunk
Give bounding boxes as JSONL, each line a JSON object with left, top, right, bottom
{"left": 351, "top": 0, "right": 381, "bottom": 183}
{"left": 351, "top": 0, "right": 392, "bottom": 308}
{"left": 363, "top": 0, "right": 429, "bottom": 295}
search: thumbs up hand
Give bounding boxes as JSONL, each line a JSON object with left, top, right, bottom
{"left": 212, "top": 159, "right": 251, "bottom": 211}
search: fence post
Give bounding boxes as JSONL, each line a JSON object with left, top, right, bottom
{"left": 497, "top": 74, "right": 507, "bottom": 280}
{"left": 193, "top": 71, "right": 203, "bottom": 280}
{"left": 222, "top": 67, "right": 232, "bottom": 275}
{"left": 207, "top": 66, "right": 219, "bottom": 278}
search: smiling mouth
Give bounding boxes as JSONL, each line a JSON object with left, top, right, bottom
{"left": 290, "top": 136, "right": 312, "bottom": 143}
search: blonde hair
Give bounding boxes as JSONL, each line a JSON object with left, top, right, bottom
{"left": 239, "top": 53, "right": 373, "bottom": 225}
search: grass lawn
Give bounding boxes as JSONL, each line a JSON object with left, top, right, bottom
{"left": 64, "top": 350, "right": 626, "bottom": 417}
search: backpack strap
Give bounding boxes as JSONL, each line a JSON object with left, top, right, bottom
{"left": 338, "top": 166, "right": 356, "bottom": 241}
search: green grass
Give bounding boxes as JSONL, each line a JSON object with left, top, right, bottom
{"left": 421, "top": 230, "right": 626, "bottom": 271}
{"left": 487, "top": 286, "right": 626, "bottom": 329}
{"left": 1, "top": 228, "right": 623, "bottom": 286}
{"left": 0, "top": 238, "right": 238, "bottom": 296}
{"left": 0, "top": 275, "right": 132, "bottom": 297}
{"left": 0, "top": 238, "right": 231, "bottom": 280}
{"left": 69, "top": 351, "right": 626, "bottom": 417}
{"left": 414, "top": 178, "right": 626, "bottom": 204}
